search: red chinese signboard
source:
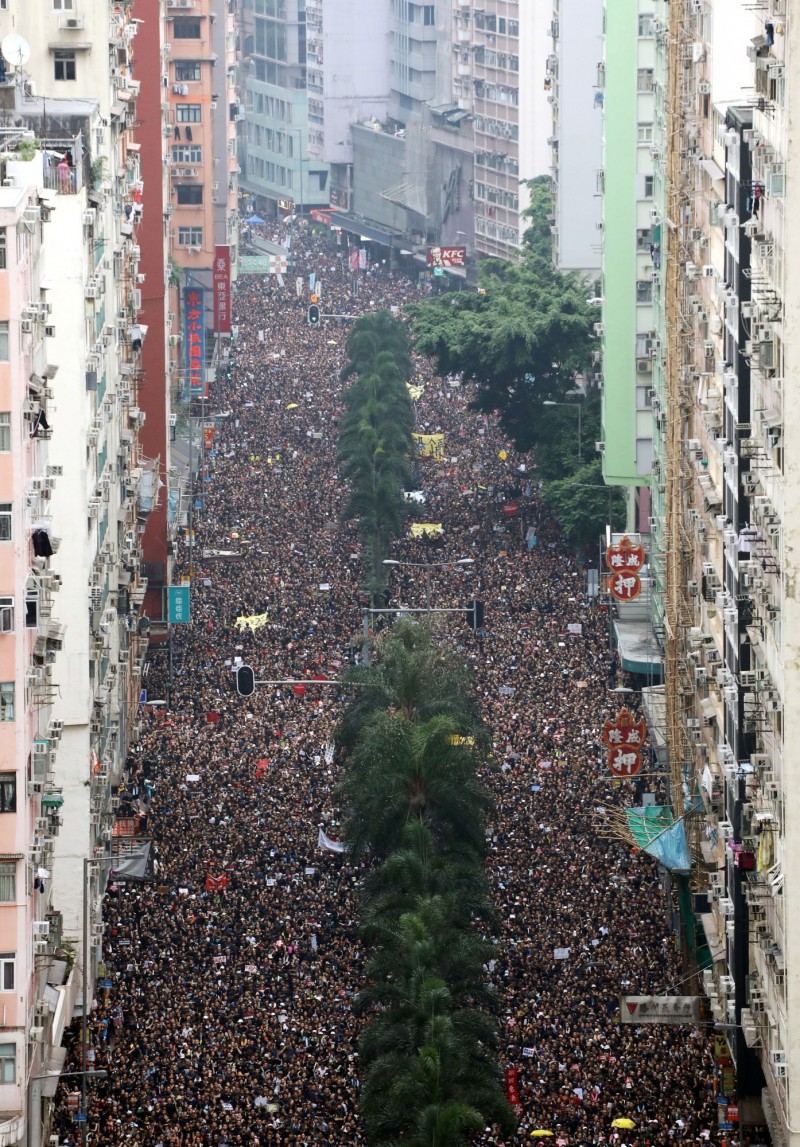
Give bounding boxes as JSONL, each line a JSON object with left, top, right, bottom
{"left": 183, "top": 286, "right": 207, "bottom": 397}
{"left": 605, "top": 535, "right": 645, "bottom": 602}
{"left": 601, "top": 707, "right": 646, "bottom": 777}
{"left": 213, "top": 244, "right": 231, "bottom": 334}
{"left": 427, "top": 245, "right": 467, "bottom": 268}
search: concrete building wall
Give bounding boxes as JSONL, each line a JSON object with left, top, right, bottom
{"left": 319, "top": 0, "right": 392, "bottom": 168}
{"left": 551, "top": 0, "right": 603, "bottom": 273}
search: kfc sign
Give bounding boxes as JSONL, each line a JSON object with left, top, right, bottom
{"left": 601, "top": 707, "right": 646, "bottom": 777}
{"left": 605, "top": 534, "right": 645, "bottom": 602}
{"left": 427, "top": 246, "right": 467, "bottom": 268}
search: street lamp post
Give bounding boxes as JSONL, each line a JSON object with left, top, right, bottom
{"left": 383, "top": 558, "right": 475, "bottom": 614}
{"left": 543, "top": 399, "right": 583, "bottom": 464}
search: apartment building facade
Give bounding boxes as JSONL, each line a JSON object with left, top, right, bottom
{"left": 0, "top": 0, "right": 153, "bottom": 1138}
{"left": 625, "top": 0, "right": 798, "bottom": 1136}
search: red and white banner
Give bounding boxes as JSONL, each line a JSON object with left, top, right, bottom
{"left": 349, "top": 248, "right": 359, "bottom": 271}
{"left": 213, "top": 244, "right": 231, "bottom": 334}
{"left": 505, "top": 1066, "right": 522, "bottom": 1112}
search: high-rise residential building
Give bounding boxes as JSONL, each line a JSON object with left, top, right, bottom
{"left": 240, "top": 0, "right": 329, "bottom": 217}
{"left": 166, "top": 0, "right": 241, "bottom": 357}
{"left": 599, "top": 0, "right": 660, "bottom": 507}
{"left": 0, "top": 0, "right": 150, "bottom": 1139}
{"left": 547, "top": 0, "right": 603, "bottom": 274}
{"left": 604, "top": 0, "right": 797, "bottom": 1137}
{"left": 134, "top": 0, "right": 174, "bottom": 621}
{"left": 0, "top": 162, "right": 64, "bottom": 1147}
{"left": 237, "top": 0, "right": 552, "bottom": 262}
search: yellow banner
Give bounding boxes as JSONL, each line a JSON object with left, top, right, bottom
{"left": 410, "top": 523, "right": 443, "bottom": 538}
{"left": 406, "top": 383, "right": 424, "bottom": 401}
{"left": 412, "top": 433, "right": 445, "bottom": 461}
{"left": 235, "top": 611, "right": 270, "bottom": 632}
{"left": 447, "top": 735, "right": 475, "bottom": 746}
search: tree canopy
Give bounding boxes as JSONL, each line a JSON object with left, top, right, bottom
{"left": 407, "top": 182, "right": 598, "bottom": 455}
{"left": 335, "top": 623, "right": 515, "bottom": 1146}
{"left": 337, "top": 311, "right": 415, "bottom": 594}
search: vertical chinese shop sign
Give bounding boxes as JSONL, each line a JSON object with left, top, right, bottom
{"left": 213, "top": 245, "right": 231, "bottom": 334}
{"left": 184, "top": 286, "right": 207, "bottom": 397}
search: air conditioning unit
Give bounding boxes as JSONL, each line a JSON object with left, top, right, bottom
{"left": 21, "top": 318, "right": 33, "bottom": 334}
{"left": 60, "top": 15, "right": 85, "bottom": 28}
{"left": 45, "top": 324, "right": 56, "bottom": 338}
{"left": 698, "top": 82, "right": 711, "bottom": 95}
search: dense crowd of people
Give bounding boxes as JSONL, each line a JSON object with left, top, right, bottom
{"left": 53, "top": 220, "right": 725, "bottom": 1146}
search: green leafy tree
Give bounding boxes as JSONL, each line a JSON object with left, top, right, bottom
{"left": 337, "top": 312, "right": 416, "bottom": 592}
{"left": 407, "top": 210, "right": 597, "bottom": 455}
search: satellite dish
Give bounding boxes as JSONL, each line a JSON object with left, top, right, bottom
{"left": 1, "top": 34, "right": 31, "bottom": 69}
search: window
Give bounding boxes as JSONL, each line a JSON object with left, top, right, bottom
{"left": 0, "top": 957, "right": 14, "bottom": 993}
{"left": 173, "top": 19, "right": 202, "bottom": 38}
{"left": 636, "top": 280, "right": 654, "bottom": 305}
{"left": 0, "top": 774, "right": 15, "bottom": 809}
{"left": 174, "top": 61, "right": 201, "bottom": 82}
{"left": 176, "top": 185, "right": 203, "bottom": 206}
{"left": 644, "top": 175, "right": 655, "bottom": 198}
{"left": 0, "top": 229, "right": 5, "bottom": 270}
{"left": 0, "top": 323, "right": 7, "bottom": 361}
{"left": 171, "top": 145, "right": 202, "bottom": 164}
{"left": 53, "top": 50, "right": 77, "bottom": 81}
{"left": 52, "top": 0, "right": 74, "bottom": 8}
{"left": 178, "top": 227, "right": 203, "bottom": 247}
{"left": 0, "top": 414, "right": 8, "bottom": 452}
{"left": 0, "top": 865, "right": 14, "bottom": 903}
{"left": 176, "top": 104, "right": 202, "bottom": 123}
{"left": 0, "top": 505, "right": 10, "bottom": 543}
{"left": 0, "top": 1043, "right": 14, "bottom": 1084}
{"left": 0, "top": 599, "right": 12, "bottom": 634}
{"left": 638, "top": 14, "right": 654, "bottom": 37}
{"left": 636, "top": 228, "right": 653, "bottom": 250}
{"left": 637, "top": 123, "right": 654, "bottom": 144}
{"left": 637, "top": 69, "right": 654, "bottom": 93}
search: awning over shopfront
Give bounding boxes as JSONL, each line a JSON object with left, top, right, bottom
{"left": 327, "top": 212, "right": 398, "bottom": 248}
{"left": 379, "top": 176, "right": 426, "bottom": 216}
{"left": 625, "top": 805, "right": 691, "bottom": 872}
{"left": 699, "top": 158, "right": 725, "bottom": 183}
{"left": 698, "top": 912, "right": 726, "bottom": 964}
{"left": 613, "top": 617, "right": 664, "bottom": 677}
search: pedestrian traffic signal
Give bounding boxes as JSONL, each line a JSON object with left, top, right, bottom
{"left": 235, "top": 665, "right": 255, "bottom": 696}
{"left": 307, "top": 304, "right": 320, "bottom": 325}
{"left": 467, "top": 600, "right": 485, "bottom": 630}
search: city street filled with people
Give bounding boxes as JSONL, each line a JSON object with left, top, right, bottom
{"left": 53, "top": 224, "right": 722, "bottom": 1146}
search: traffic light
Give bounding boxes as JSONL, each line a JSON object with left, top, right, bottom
{"left": 467, "top": 600, "right": 485, "bottom": 630}
{"left": 235, "top": 665, "right": 255, "bottom": 696}
{"left": 307, "top": 304, "right": 320, "bottom": 325}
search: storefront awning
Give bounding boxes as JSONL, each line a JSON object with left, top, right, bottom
{"left": 698, "top": 912, "right": 726, "bottom": 963}
{"left": 625, "top": 806, "right": 691, "bottom": 872}
{"left": 613, "top": 618, "right": 664, "bottom": 677}
{"left": 327, "top": 212, "right": 398, "bottom": 247}
{"left": 699, "top": 158, "right": 725, "bottom": 183}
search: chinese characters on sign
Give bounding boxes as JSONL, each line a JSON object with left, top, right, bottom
{"left": 601, "top": 707, "right": 646, "bottom": 777}
{"left": 620, "top": 995, "right": 701, "bottom": 1025}
{"left": 426, "top": 245, "right": 467, "bottom": 268}
{"left": 183, "top": 286, "right": 207, "bottom": 397}
{"left": 605, "top": 534, "right": 645, "bottom": 602}
{"left": 213, "top": 245, "right": 231, "bottom": 334}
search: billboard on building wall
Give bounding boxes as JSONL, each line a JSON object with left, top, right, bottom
{"left": 183, "top": 286, "right": 207, "bottom": 397}
{"left": 213, "top": 245, "right": 231, "bottom": 334}
{"left": 427, "top": 246, "right": 467, "bottom": 268}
